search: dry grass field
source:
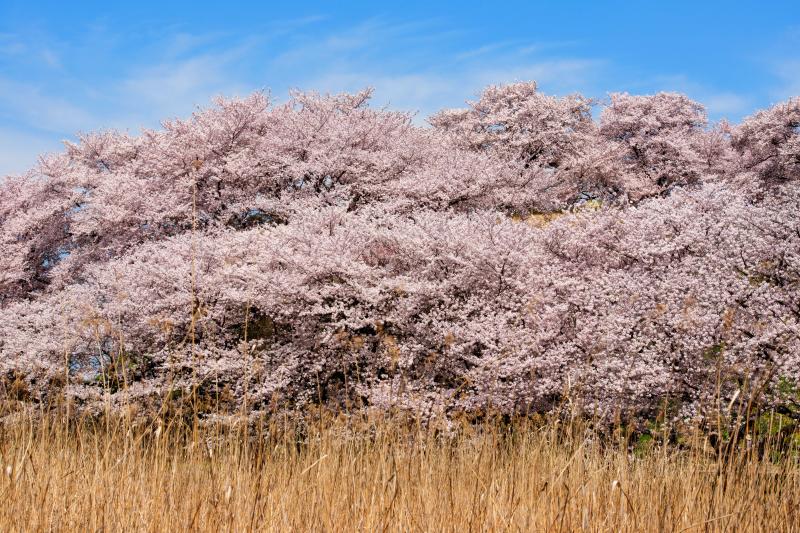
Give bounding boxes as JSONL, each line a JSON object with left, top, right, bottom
{"left": 0, "top": 406, "right": 798, "bottom": 532}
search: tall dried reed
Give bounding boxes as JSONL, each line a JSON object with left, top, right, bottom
{"left": 0, "top": 405, "right": 797, "bottom": 532}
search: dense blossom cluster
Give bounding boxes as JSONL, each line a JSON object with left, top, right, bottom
{"left": 1, "top": 81, "right": 799, "bottom": 424}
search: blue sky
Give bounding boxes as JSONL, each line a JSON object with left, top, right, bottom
{"left": 1, "top": 0, "right": 799, "bottom": 176}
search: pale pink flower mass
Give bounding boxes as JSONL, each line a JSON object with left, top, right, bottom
{"left": 1, "top": 82, "right": 798, "bottom": 424}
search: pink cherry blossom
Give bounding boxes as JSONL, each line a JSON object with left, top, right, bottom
{"left": 1, "top": 83, "right": 799, "bottom": 426}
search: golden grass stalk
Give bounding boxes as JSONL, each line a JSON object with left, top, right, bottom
{"left": 0, "top": 408, "right": 797, "bottom": 532}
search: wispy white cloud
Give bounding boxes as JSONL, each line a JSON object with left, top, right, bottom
{"left": 303, "top": 57, "right": 604, "bottom": 124}
{"left": 160, "top": 31, "right": 228, "bottom": 59}
{"left": 0, "top": 16, "right": 606, "bottom": 175}
{"left": 39, "top": 47, "right": 61, "bottom": 69}
{"left": 704, "top": 92, "right": 750, "bottom": 115}
{"left": 0, "top": 31, "right": 64, "bottom": 70}
{"left": 0, "top": 79, "right": 98, "bottom": 133}
{"left": 0, "top": 27, "right": 271, "bottom": 174}
{"left": 271, "top": 17, "right": 458, "bottom": 69}
{"left": 0, "top": 127, "right": 63, "bottom": 177}
{"left": 454, "top": 42, "right": 515, "bottom": 61}
{"left": 631, "top": 74, "right": 751, "bottom": 119}
{"left": 118, "top": 48, "right": 253, "bottom": 124}
{"left": 517, "top": 41, "right": 582, "bottom": 56}
{"left": 0, "top": 17, "right": 610, "bottom": 176}
{"left": 0, "top": 33, "right": 26, "bottom": 56}
{"left": 770, "top": 58, "right": 800, "bottom": 101}
{"left": 268, "top": 19, "right": 605, "bottom": 120}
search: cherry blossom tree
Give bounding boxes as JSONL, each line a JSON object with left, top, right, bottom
{"left": 731, "top": 97, "right": 800, "bottom": 184}
{"left": 429, "top": 81, "right": 600, "bottom": 211}
{"left": 597, "top": 92, "right": 710, "bottom": 201}
{"left": 1, "top": 82, "right": 799, "bottom": 428}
